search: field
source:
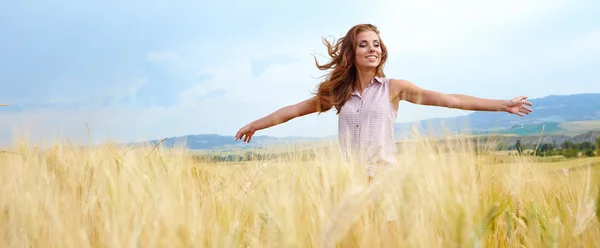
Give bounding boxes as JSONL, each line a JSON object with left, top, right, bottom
{"left": 560, "top": 120, "right": 600, "bottom": 133}
{"left": 1, "top": 135, "right": 599, "bottom": 248}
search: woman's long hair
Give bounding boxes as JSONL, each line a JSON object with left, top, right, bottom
{"left": 312, "top": 24, "right": 388, "bottom": 114}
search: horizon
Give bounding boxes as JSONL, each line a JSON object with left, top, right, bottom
{"left": 5, "top": 92, "right": 599, "bottom": 144}
{"left": 146, "top": 90, "right": 600, "bottom": 141}
{"left": 1, "top": 0, "right": 600, "bottom": 146}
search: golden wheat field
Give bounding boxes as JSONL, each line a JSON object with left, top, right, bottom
{"left": 0, "top": 134, "right": 599, "bottom": 248}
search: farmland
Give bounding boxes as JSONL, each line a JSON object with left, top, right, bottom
{"left": 1, "top": 134, "right": 599, "bottom": 247}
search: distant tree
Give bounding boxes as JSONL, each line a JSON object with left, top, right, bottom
{"left": 595, "top": 136, "right": 600, "bottom": 156}
{"left": 536, "top": 143, "right": 555, "bottom": 156}
{"left": 580, "top": 141, "right": 593, "bottom": 150}
{"left": 539, "top": 143, "right": 555, "bottom": 152}
{"left": 563, "top": 148, "right": 578, "bottom": 158}
{"left": 515, "top": 140, "right": 523, "bottom": 155}
{"left": 562, "top": 141, "right": 575, "bottom": 150}
{"left": 245, "top": 151, "right": 255, "bottom": 161}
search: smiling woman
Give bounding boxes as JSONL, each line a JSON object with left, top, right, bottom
{"left": 234, "top": 23, "right": 533, "bottom": 176}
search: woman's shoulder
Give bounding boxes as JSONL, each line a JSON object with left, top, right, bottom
{"left": 375, "top": 76, "right": 408, "bottom": 86}
{"left": 387, "top": 78, "right": 415, "bottom": 88}
{"left": 375, "top": 76, "right": 410, "bottom": 84}
{"left": 384, "top": 77, "right": 414, "bottom": 97}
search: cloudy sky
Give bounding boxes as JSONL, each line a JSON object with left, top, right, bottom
{"left": 1, "top": 0, "right": 599, "bottom": 146}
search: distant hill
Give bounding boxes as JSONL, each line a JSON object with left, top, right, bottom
{"left": 142, "top": 93, "right": 600, "bottom": 150}
{"left": 394, "top": 93, "right": 600, "bottom": 138}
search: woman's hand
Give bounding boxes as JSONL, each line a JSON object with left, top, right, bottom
{"left": 234, "top": 124, "right": 256, "bottom": 143}
{"left": 504, "top": 96, "right": 533, "bottom": 117}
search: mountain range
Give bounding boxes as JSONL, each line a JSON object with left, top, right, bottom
{"left": 144, "top": 93, "right": 600, "bottom": 150}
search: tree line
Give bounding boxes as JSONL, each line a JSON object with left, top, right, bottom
{"left": 194, "top": 135, "right": 600, "bottom": 163}
{"left": 510, "top": 135, "right": 600, "bottom": 158}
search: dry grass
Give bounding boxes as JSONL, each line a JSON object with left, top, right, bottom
{"left": 0, "top": 134, "right": 599, "bottom": 248}
{"left": 559, "top": 120, "right": 600, "bottom": 132}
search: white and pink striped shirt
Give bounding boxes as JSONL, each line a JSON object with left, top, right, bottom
{"left": 338, "top": 76, "right": 398, "bottom": 170}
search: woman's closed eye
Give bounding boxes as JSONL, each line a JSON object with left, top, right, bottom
{"left": 359, "top": 42, "right": 380, "bottom": 48}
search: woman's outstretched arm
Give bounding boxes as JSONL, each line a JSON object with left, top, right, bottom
{"left": 390, "top": 79, "right": 533, "bottom": 116}
{"left": 234, "top": 96, "right": 319, "bottom": 143}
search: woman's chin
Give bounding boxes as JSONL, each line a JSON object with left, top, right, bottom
{"left": 357, "top": 63, "right": 380, "bottom": 70}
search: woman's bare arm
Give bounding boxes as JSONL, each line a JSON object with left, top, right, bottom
{"left": 234, "top": 97, "right": 319, "bottom": 143}
{"left": 391, "top": 79, "right": 533, "bottom": 116}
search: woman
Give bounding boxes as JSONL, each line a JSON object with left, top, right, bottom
{"left": 234, "top": 23, "right": 533, "bottom": 178}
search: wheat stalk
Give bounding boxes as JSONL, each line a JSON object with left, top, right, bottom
{"left": 0, "top": 104, "right": 8, "bottom": 107}
{"left": 533, "top": 124, "right": 545, "bottom": 156}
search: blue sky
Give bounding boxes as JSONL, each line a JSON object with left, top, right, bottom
{"left": 1, "top": 0, "right": 599, "bottom": 146}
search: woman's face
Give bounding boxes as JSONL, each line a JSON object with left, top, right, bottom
{"left": 354, "top": 30, "right": 382, "bottom": 69}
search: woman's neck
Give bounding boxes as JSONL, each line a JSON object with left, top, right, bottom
{"left": 355, "top": 67, "right": 377, "bottom": 94}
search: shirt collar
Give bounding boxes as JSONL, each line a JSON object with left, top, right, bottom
{"left": 351, "top": 76, "right": 385, "bottom": 96}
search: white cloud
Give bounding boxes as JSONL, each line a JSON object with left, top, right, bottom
{"left": 106, "top": 77, "right": 148, "bottom": 100}
{"left": 0, "top": 52, "right": 338, "bottom": 147}
{"left": 176, "top": 51, "right": 340, "bottom": 137}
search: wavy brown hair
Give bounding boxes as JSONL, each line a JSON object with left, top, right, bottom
{"left": 312, "top": 24, "right": 388, "bottom": 114}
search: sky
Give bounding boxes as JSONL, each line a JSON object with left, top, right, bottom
{"left": 1, "top": 0, "right": 599, "bottom": 146}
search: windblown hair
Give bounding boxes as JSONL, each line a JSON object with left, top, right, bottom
{"left": 312, "top": 24, "right": 388, "bottom": 114}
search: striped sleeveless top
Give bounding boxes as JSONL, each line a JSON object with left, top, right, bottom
{"left": 337, "top": 76, "right": 398, "bottom": 166}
